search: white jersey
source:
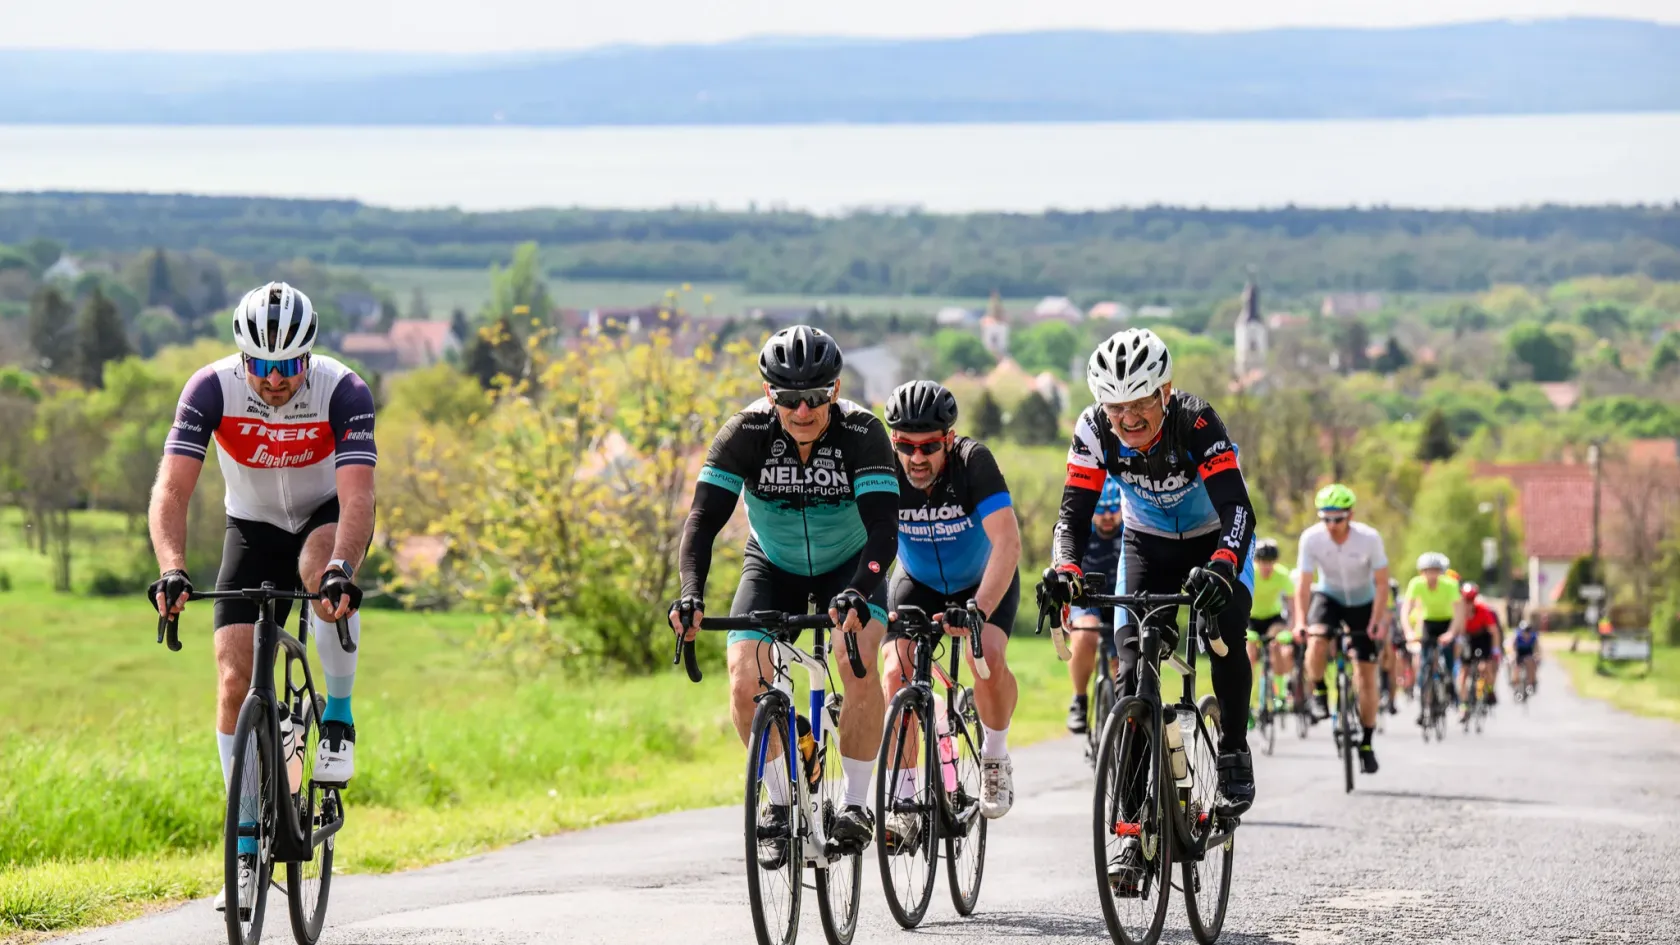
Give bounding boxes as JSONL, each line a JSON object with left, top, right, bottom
{"left": 1296, "top": 521, "right": 1388, "bottom": 606}
{"left": 164, "top": 354, "right": 377, "bottom": 533}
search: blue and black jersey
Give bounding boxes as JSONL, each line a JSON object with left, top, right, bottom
{"left": 896, "top": 436, "right": 1012, "bottom": 594}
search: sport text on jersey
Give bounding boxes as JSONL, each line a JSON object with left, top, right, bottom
{"left": 755, "top": 445, "right": 851, "bottom": 499}
{"left": 215, "top": 418, "right": 334, "bottom": 470}
{"left": 898, "top": 502, "right": 979, "bottom": 541}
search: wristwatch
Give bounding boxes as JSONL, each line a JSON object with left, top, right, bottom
{"left": 327, "top": 558, "right": 354, "bottom": 580}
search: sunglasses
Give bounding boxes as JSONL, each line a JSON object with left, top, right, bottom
{"left": 1318, "top": 512, "right": 1351, "bottom": 524}
{"left": 769, "top": 386, "right": 835, "bottom": 409}
{"left": 244, "top": 355, "right": 309, "bottom": 378}
{"left": 893, "top": 439, "right": 946, "bottom": 456}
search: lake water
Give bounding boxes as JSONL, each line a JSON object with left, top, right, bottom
{"left": 2, "top": 113, "right": 1679, "bottom": 212}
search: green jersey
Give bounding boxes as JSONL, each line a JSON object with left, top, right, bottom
{"left": 1404, "top": 575, "right": 1458, "bottom": 622}
{"left": 1251, "top": 566, "right": 1294, "bottom": 621}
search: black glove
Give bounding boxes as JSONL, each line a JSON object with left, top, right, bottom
{"left": 671, "top": 595, "right": 705, "bottom": 634}
{"left": 1185, "top": 558, "right": 1237, "bottom": 615}
{"left": 320, "top": 567, "right": 364, "bottom": 614}
{"left": 829, "top": 588, "right": 868, "bottom": 627}
{"left": 1042, "top": 564, "right": 1085, "bottom": 605}
{"left": 147, "top": 569, "right": 192, "bottom": 616}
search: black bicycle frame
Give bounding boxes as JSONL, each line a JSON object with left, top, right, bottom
{"left": 890, "top": 603, "right": 983, "bottom": 835}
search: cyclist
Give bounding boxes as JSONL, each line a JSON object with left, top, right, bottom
{"left": 1457, "top": 582, "right": 1503, "bottom": 720}
{"left": 1378, "top": 578, "right": 1406, "bottom": 715}
{"left": 146, "top": 282, "right": 374, "bottom": 913}
{"left": 671, "top": 326, "right": 898, "bottom": 863}
{"left": 1510, "top": 619, "right": 1540, "bottom": 695}
{"left": 1291, "top": 483, "right": 1389, "bottom": 774}
{"left": 1067, "top": 477, "right": 1125, "bottom": 736}
{"left": 1043, "top": 327, "right": 1259, "bottom": 839}
{"left": 878, "top": 380, "right": 1023, "bottom": 832}
{"left": 1248, "top": 538, "right": 1296, "bottom": 719}
{"left": 1404, "top": 552, "right": 1458, "bottom": 724}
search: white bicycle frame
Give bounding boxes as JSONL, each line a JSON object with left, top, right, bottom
{"left": 763, "top": 639, "right": 847, "bottom": 867}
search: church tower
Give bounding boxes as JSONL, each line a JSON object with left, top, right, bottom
{"left": 1234, "top": 276, "right": 1268, "bottom": 378}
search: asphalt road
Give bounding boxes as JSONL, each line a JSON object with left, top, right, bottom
{"left": 60, "top": 658, "right": 1680, "bottom": 945}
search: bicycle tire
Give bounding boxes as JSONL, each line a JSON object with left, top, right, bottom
{"left": 286, "top": 691, "right": 334, "bottom": 945}
{"left": 814, "top": 708, "right": 860, "bottom": 945}
{"left": 1183, "top": 695, "right": 1233, "bottom": 945}
{"left": 745, "top": 696, "right": 802, "bottom": 945}
{"left": 1092, "top": 696, "right": 1172, "bottom": 945}
{"left": 1089, "top": 675, "right": 1115, "bottom": 766}
{"left": 1337, "top": 668, "right": 1355, "bottom": 794}
{"left": 944, "top": 686, "right": 986, "bottom": 917}
{"left": 225, "top": 695, "right": 276, "bottom": 945}
{"left": 1257, "top": 670, "right": 1276, "bottom": 757}
{"left": 875, "top": 688, "right": 938, "bottom": 929}
{"left": 1292, "top": 663, "right": 1311, "bottom": 740}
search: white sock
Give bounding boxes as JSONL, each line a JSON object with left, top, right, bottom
{"left": 842, "top": 756, "right": 874, "bottom": 809}
{"left": 982, "top": 724, "right": 1009, "bottom": 760}
{"left": 896, "top": 769, "right": 918, "bottom": 800}
{"left": 764, "top": 757, "right": 790, "bottom": 806}
{"left": 216, "top": 729, "right": 236, "bottom": 787}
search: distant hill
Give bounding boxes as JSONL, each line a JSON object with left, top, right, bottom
{"left": 2, "top": 18, "right": 1678, "bottom": 125}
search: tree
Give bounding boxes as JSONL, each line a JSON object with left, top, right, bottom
{"left": 1648, "top": 332, "right": 1680, "bottom": 380}
{"left": 1008, "top": 390, "right": 1062, "bottom": 446}
{"left": 1576, "top": 302, "right": 1628, "bottom": 339}
{"left": 22, "top": 389, "right": 105, "bottom": 591}
{"left": 1505, "top": 323, "right": 1575, "bottom": 382}
{"left": 933, "top": 330, "right": 995, "bottom": 377}
{"left": 974, "top": 389, "right": 1005, "bottom": 440}
{"left": 76, "top": 288, "right": 132, "bottom": 389}
{"left": 1334, "top": 319, "right": 1371, "bottom": 373}
{"left": 376, "top": 298, "right": 400, "bottom": 333}
{"left": 1402, "top": 462, "right": 1487, "bottom": 587}
{"left": 463, "top": 316, "right": 529, "bottom": 389}
{"left": 23, "top": 238, "right": 63, "bottom": 271}
{"left": 146, "top": 248, "right": 174, "bottom": 309}
{"left": 200, "top": 261, "right": 228, "bottom": 322}
{"left": 27, "top": 285, "right": 77, "bottom": 376}
{"left": 486, "top": 242, "right": 555, "bottom": 333}
{"left": 1416, "top": 407, "right": 1457, "bottom": 462}
{"left": 1373, "top": 335, "right": 1411, "bottom": 374}
{"left": 1010, "top": 321, "right": 1080, "bottom": 376}
{"left": 409, "top": 287, "right": 431, "bottom": 320}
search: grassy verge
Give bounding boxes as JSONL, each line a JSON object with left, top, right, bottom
{"left": 1551, "top": 633, "right": 1680, "bottom": 723}
{"left": 0, "top": 550, "right": 1085, "bottom": 938}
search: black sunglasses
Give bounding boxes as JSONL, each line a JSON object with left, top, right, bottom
{"left": 770, "top": 386, "right": 835, "bottom": 409}
{"left": 893, "top": 439, "right": 946, "bottom": 456}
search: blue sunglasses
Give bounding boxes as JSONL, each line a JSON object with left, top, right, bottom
{"left": 245, "top": 355, "right": 309, "bottom": 378}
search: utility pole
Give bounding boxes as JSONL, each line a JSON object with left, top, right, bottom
{"left": 1497, "top": 491, "right": 1511, "bottom": 601}
{"left": 1589, "top": 439, "right": 1604, "bottom": 586}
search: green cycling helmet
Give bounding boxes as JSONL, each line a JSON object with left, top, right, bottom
{"left": 1315, "top": 483, "right": 1356, "bottom": 511}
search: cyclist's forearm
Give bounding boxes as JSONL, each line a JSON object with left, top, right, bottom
{"left": 975, "top": 508, "right": 1021, "bottom": 619}
{"left": 844, "top": 490, "right": 897, "bottom": 597}
{"left": 1051, "top": 483, "right": 1101, "bottom": 566}
{"left": 147, "top": 455, "right": 201, "bottom": 573}
{"left": 332, "top": 471, "right": 377, "bottom": 570}
{"left": 678, "top": 482, "right": 739, "bottom": 599}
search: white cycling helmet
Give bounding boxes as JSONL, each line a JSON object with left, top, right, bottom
{"left": 1087, "top": 328, "right": 1172, "bottom": 404}
{"left": 232, "top": 282, "right": 318, "bottom": 361}
{"left": 1417, "top": 551, "right": 1450, "bottom": 572}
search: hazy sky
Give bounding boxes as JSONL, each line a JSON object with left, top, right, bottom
{"left": 4, "top": 0, "right": 1676, "bottom": 51}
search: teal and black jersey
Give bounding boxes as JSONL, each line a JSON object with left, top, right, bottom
{"left": 680, "top": 399, "right": 900, "bottom": 600}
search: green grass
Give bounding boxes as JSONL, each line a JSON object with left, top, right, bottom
{"left": 1553, "top": 634, "right": 1680, "bottom": 722}
{"left": 346, "top": 265, "right": 1031, "bottom": 320}
{"left": 0, "top": 514, "right": 1083, "bottom": 938}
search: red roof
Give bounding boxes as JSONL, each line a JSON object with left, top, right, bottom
{"left": 1507, "top": 464, "right": 1680, "bottom": 560}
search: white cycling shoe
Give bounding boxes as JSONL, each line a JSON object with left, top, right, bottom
{"left": 313, "top": 723, "right": 356, "bottom": 785}
{"left": 980, "top": 756, "right": 1014, "bottom": 819}
{"left": 213, "top": 858, "right": 256, "bottom": 913}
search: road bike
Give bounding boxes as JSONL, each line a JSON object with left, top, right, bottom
{"left": 1415, "top": 639, "right": 1452, "bottom": 742}
{"left": 1085, "top": 620, "right": 1121, "bottom": 766}
{"left": 1460, "top": 653, "right": 1492, "bottom": 735}
{"left": 1289, "top": 639, "right": 1313, "bottom": 740}
{"left": 874, "top": 601, "right": 989, "bottom": 927}
{"left": 1038, "top": 577, "right": 1238, "bottom": 945}
{"left": 155, "top": 583, "right": 351, "bottom": 945}
{"left": 1252, "top": 629, "right": 1279, "bottom": 757}
{"left": 674, "top": 602, "right": 867, "bottom": 945}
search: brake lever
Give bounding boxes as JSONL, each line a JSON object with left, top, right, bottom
{"left": 964, "top": 600, "right": 991, "bottom": 680}
{"left": 335, "top": 618, "right": 356, "bottom": 654}
{"left": 673, "top": 599, "right": 703, "bottom": 682}
{"left": 836, "top": 601, "right": 867, "bottom": 679}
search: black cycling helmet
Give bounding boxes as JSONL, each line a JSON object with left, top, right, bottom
{"left": 759, "top": 325, "right": 843, "bottom": 389}
{"left": 885, "top": 380, "right": 959, "bottom": 433}
{"left": 1254, "top": 538, "right": 1280, "bottom": 562}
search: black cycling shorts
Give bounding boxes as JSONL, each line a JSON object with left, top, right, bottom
{"left": 1462, "top": 632, "right": 1495, "bottom": 662}
{"left": 1306, "top": 593, "right": 1378, "bottom": 662}
{"left": 886, "top": 566, "right": 1019, "bottom": 641}
{"left": 728, "top": 539, "right": 889, "bottom": 645}
{"left": 214, "top": 498, "right": 340, "bottom": 630}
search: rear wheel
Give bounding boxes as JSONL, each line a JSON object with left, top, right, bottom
{"left": 1183, "top": 695, "right": 1233, "bottom": 945}
{"left": 286, "top": 690, "right": 335, "bottom": 945}
{"left": 814, "top": 707, "right": 860, "bottom": 945}
{"left": 944, "top": 687, "right": 986, "bottom": 917}
{"left": 876, "top": 689, "right": 937, "bottom": 929}
{"left": 1093, "top": 697, "right": 1172, "bottom": 945}
{"left": 225, "top": 697, "right": 275, "bottom": 945}
{"left": 745, "top": 696, "right": 801, "bottom": 945}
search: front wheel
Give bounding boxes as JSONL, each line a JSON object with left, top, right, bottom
{"left": 287, "top": 691, "right": 335, "bottom": 945}
{"left": 1093, "top": 697, "right": 1172, "bottom": 945}
{"left": 225, "top": 696, "right": 276, "bottom": 945}
{"left": 944, "top": 686, "right": 987, "bottom": 917}
{"left": 745, "top": 696, "right": 802, "bottom": 945}
{"left": 1183, "top": 695, "right": 1233, "bottom": 945}
{"left": 814, "top": 707, "right": 861, "bottom": 945}
{"left": 876, "top": 688, "right": 938, "bottom": 929}
{"left": 1088, "top": 674, "right": 1115, "bottom": 766}
{"left": 1337, "top": 668, "right": 1355, "bottom": 794}
{"left": 1256, "top": 669, "right": 1276, "bottom": 757}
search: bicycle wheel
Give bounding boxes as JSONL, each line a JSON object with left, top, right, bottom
{"left": 1293, "top": 665, "right": 1311, "bottom": 740}
{"left": 944, "top": 686, "right": 987, "bottom": 917}
{"left": 814, "top": 703, "right": 860, "bottom": 945}
{"left": 745, "top": 696, "right": 801, "bottom": 945}
{"left": 1419, "top": 673, "right": 1435, "bottom": 743}
{"left": 1257, "top": 670, "right": 1276, "bottom": 757}
{"left": 875, "top": 688, "right": 938, "bottom": 929}
{"left": 287, "top": 691, "right": 335, "bottom": 945}
{"left": 1183, "top": 695, "right": 1233, "bottom": 945}
{"left": 1088, "top": 674, "right": 1115, "bottom": 765}
{"left": 1337, "top": 668, "right": 1355, "bottom": 794}
{"left": 1093, "top": 696, "right": 1172, "bottom": 945}
{"left": 225, "top": 696, "right": 276, "bottom": 945}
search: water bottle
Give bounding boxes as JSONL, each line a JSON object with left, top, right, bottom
{"left": 1177, "top": 712, "right": 1198, "bottom": 790}
{"left": 796, "top": 714, "right": 820, "bottom": 789}
{"left": 1163, "top": 709, "right": 1190, "bottom": 787}
{"left": 279, "top": 711, "right": 302, "bottom": 793}
{"left": 935, "top": 699, "right": 959, "bottom": 794}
